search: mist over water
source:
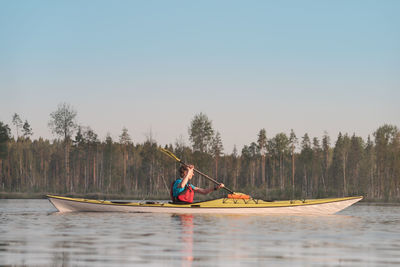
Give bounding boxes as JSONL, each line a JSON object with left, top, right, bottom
{"left": 1, "top": 199, "right": 399, "bottom": 266}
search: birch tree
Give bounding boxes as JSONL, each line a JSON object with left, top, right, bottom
{"left": 48, "top": 102, "right": 78, "bottom": 191}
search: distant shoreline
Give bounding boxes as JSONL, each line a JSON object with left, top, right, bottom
{"left": 0, "top": 192, "right": 170, "bottom": 200}
{"left": 1, "top": 192, "right": 399, "bottom": 203}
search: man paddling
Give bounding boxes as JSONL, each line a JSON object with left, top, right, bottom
{"left": 171, "top": 165, "right": 224, "bottom": 203}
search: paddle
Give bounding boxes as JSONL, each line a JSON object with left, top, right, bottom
{"left": 159, "top": 147, "right": 241, "bottom": 196}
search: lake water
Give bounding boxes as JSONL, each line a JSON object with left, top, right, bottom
{"left": 1, "top": 199, "right": 400, "bottom": 266}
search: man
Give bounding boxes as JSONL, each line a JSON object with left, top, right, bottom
{"left": 171, "top": 165, "right": 224, "bottom": 203}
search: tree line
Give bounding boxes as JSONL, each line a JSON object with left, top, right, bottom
{"left": 0, "top": 104, "right": 399, "bottom": 201}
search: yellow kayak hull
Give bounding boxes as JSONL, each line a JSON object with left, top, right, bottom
{"left": 47, "top": 195, "right": 363, "bottom": 215}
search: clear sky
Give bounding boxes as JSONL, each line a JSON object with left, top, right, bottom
{"left": 1, "top": 0, "right": 399, "bottom": 152}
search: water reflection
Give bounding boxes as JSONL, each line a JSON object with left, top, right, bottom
{"left": 1, "top": 200, "right": 400, "bottom": 266}
{"left": 172, "top": 214, "right": 194, "bottom": 267}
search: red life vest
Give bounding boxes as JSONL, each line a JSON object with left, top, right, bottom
{"left": 170, "top": 180, "right": 194, "bottom": 203}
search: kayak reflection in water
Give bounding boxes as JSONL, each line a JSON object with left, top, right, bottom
{"left": 178, "top": 214, "right": 194, "bottom": 265}
{"left": 171, "top": 165, "right": 224, "bottom": 203}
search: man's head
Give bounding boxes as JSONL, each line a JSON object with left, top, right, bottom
{"left": 179, "top": 165, "right": 188, "bottom": 178}
{"left": 179, "top": 165, "right": 194, "bottom": 179}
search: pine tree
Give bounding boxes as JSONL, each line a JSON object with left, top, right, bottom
{"left": 348, "top": 134, "right": 364, "bottom": 195}
{"left": 119, "top": 127, "right": 132, "bottom": 145}
{"left": 211, "top": 131, "right": 224, "bottom": 178}
{"left": 300, "top": 133, "right": 312, "bottom": 197}
{"left": 0, "top": 122, "right": 11, "bottom": 159}
{"left": 331, "top": 133, "right": 351, "bottom": 196}
{"left": 188, "top": 113, "right": 214, "bottom": 153}
{"left": 322, "top": 132, "right": 330, "bottom": 192}
{"left": 119, "top": 127, "right": 132, "bottom": 190}
{"left": 312, "top": 137, "right": 323, "bottom": 195}
{"left": 22, "top": 120, "right": 33, "bottom": 139}
{"left": 289, "top": 129, "right": 298, "bottom": 193}
{"left": 74, "top": 126, "right": 84, "bottom": 146}
{"left": 0, "top": 122, "right": 11, "bottom": 189}
{"left": 271, "top": 133, "right": 289, "bottom": 189}
{"left": 12, "top": 113, "right": 23, "bottom": 139}
{"left": 257, "top": 129, "right": 267, "bottom": 186}
{"left": 374, "top": 124, "right": 399, "bottom": 199}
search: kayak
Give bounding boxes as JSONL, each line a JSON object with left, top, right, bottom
{"left": 47, "top": 195, "right": 362, "bottom": 215}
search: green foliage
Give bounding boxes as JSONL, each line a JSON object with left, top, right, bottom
{"left": 119, "top": 127, "right": 132, "bottom": 145}
{"left": 257, "top": 129, "right": 267, "bottom": 155}
{"left": 48, "top": 102, "right": 78, "bottom": 140}
{"left": 189, "top": 112, "right": 214, "bottom": 153}
{"left": 211, "top": 131, "right": 224, "bottom": 158}
{"left": 12, "top": 113, "right": 23, "bottom": 138}
{"left": 0, "top": 122, "right": 11, "bottom": 159}
{"left": 74, "top": 126, "right": 84, "bottom": 146}
{"left": 289, "top": 129, "right": 298, "bottom": 150}
{"left": 22, "top": 120, "right": 33, "bottom": 139}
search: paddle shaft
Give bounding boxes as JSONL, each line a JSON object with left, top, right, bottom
{"left": 178, "top": 160, "right": 234, "bottom": 194}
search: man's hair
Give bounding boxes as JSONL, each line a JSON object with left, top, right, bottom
{"left": 179, "top": 165, "right": 188, "bottom": 178}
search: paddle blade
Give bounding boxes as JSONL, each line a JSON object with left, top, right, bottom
{"left": 159, "top": 147, "right": 181, "bottom": 162}
{"left": 227, "top": 193, "right": 251, "bottom": 200}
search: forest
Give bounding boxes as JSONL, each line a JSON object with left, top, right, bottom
{"left": 1, "top": 103, "right": 399, "bottom": 201}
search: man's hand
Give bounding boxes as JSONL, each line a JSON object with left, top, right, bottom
{"left": 187, "top": 165, "right": 194, "bottom": 178}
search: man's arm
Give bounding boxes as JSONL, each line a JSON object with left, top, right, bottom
{"left": 194, "top": 184, "right": 225, "bottom": 195}
{"left": 194, "top": 187, "right": 214, "bottom": 194}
